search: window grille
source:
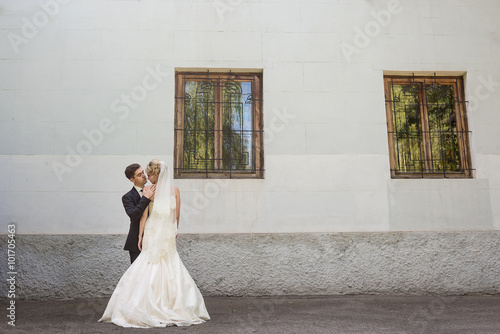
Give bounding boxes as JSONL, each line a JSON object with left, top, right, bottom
{"left": 384, "top": 75, "right": 473, "bottom": 178}
{"left": 174, "top": 72, "right": 264, "bottom": 178}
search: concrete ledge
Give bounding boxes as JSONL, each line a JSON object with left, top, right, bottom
{"left": 1, "top": 232, "right": 499, "bottom": 300}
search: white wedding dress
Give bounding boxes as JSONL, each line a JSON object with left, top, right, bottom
{"left": 99, "top": 164, "right": 210, "bottom": 328}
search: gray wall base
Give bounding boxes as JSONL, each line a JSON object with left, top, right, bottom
{"left": 1, "top": 232, "right": 499, "bottom": 300}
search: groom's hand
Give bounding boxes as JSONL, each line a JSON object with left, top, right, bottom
{"left": 143, "top": 185, "right": 156, "bottom": 199}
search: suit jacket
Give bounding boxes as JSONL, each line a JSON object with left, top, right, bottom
{"left": 122, "top": 187, "right": 151, "bottom": 252}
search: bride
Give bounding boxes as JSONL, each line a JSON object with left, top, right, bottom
{"left": 99, "top": 159, "right": 210, "bottom": 328}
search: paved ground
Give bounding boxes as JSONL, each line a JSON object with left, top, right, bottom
{"left": 2, "top": 295, "right": 500, "bottom": 333}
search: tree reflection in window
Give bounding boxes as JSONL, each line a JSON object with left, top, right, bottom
{"left": 385, "top": 75, "right": 471, "bottom": 178}
{"left": 183, "top": 81, "right": 215, "bottom": 171}
{"left": 183, "top": 80, "right": 253, "bottom": 171}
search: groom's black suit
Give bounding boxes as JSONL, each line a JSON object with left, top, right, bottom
{"left": 122, "top": 187, "right": 151, "bottom": 264}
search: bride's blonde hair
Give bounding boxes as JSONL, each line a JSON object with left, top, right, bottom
{"left": 146, "top": 159, "right": 161, "bottom": 176}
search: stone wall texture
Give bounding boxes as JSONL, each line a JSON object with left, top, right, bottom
{"left": 1, "top": 232, "right": 499, "bottom": 300}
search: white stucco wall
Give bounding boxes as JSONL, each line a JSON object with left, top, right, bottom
{"left": 1, "top": 0, "right": 499, "bottom": 234}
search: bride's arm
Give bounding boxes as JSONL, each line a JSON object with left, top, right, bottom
{"left": 138, "top": 204, "right": 148, "bottom": 251}
{"left": 175, "top": 187, "right": 180, "bottom": 228}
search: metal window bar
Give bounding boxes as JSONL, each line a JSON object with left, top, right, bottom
{"left": 386, "top": 76, "right": 473, "bottom": 178}
{"left": 175, "top": 73, "right": 264, "bottom": 178}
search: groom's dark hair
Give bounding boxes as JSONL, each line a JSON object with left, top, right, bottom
{"left": 125, "top": 163, "right": 141, "bottom": 180}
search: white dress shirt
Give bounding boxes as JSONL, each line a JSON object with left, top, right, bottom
{"left": 134, "top": 185, "right": 143, "bottom": 195}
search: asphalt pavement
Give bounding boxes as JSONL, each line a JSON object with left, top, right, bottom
{"left": 2, "top": 294, "right": 500, "bottom": 333}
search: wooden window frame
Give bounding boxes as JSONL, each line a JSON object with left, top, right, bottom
{"left": 384, "top": 75, "right": 473, "bottom": 179}
{"left": 174, "top": 71, "right": 264, "bottom": 179}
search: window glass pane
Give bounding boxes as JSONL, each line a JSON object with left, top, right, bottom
{"left": 425, "top": 84, "right": 461, "bottom": 172}
{"left": 175, "top": 72, "right": 263, "bottom": 178}
{"left": 183, "top": 81, "right": 215, "bottom": 171}
{"left": 222, "top": 81, "right": 253, "bottom": 170}
{"left": 390, "top": 83, "right": 424, "bottom": 173}
{"left": 384, "top": 76, "right": 470, "bottom": 178}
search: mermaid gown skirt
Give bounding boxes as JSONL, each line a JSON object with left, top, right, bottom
{"left": 99, "top": 202, "right": 210, "bottom": 328}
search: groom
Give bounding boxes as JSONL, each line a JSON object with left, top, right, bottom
{"left": 122, "top": 163, "right": 155, "bottom": 264}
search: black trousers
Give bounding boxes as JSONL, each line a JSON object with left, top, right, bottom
{"left": 129, "top": 251, "right": 140, "bottom": 264}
